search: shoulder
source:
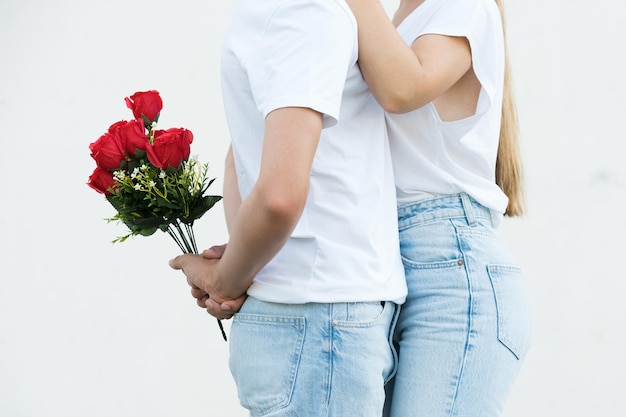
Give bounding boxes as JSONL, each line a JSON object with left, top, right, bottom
{"left": 426, "top": 0, "right": 500, "bottom": 30}
{"left": 268, "top": 0, "right": 356, "bottom": 32}
{"left": 420, "top": 0, "right": 502, "bottom": 58}
{"left": 261, "top": 0, "right": 357, "bottom": 62}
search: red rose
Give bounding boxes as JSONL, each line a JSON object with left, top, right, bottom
{"left": 116, "top": 119, "right": 148, "bottom": 156}
{"left": 146, "top": 128, "right": 193, "bottom": 169}
{"left": 125, "top": 90, "right": 163, "bottom": 124}
{"left": 87, "top": 166, "right": 116, "bottom": 194}
{"left": 89, "top": 127, "right": 125, "bottom": 170}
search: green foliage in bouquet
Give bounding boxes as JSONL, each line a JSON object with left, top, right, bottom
{"left": 107, "top": 151, "right": 222, "bottom": 253}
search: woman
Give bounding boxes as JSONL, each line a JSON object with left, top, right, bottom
{"left": 345, "top": 0, "right": 532, "bottom": 416}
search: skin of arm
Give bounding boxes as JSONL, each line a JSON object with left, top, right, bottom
{"left": 346, "top": 0, "right": 475, "bottom": 114}
{"left": 170, "top": 106, "right": 322, "bottom": 303}
{"left": 189, "top": 146, "right": 246, "bottom": 314}
{"left": 222, "top": 144, "right": 242, "bottom": 235}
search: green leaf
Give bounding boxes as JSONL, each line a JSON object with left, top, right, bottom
{"left": 136, "top": 226, "right": 158, "bottom": 236}
{"left": 185, "top": 195, "right": 222, "bottom": 223}
{"left": 142, "top": 115, "right": 152, "bottom": 129}
{"left": 155, "top": 195, "right": 182, "bottom": 210}
{"left": 135, "top": 149, "right": 147, "bottom": 160}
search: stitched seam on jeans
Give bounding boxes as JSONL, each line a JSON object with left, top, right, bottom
{"left": 448, "top": 226, "right": 473, "bottom": 417}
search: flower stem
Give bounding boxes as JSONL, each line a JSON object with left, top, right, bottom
{"left": 174, "top": 221, "right": 194, "bottom": 254}
{"left": 217, "top": 319, "right": 227, "bottom": 341}
{"left": 168, "top": 222, "right": 227, "bottom": 342}
{"left": 167, "top": 227, "right": 187, "bottom": 253}
{"left": 185, "top": 223, "right": 198, "bottom": 254}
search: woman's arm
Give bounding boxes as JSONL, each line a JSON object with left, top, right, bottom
{"left": 347, "top": 0, "right": 473, "bottom": 113}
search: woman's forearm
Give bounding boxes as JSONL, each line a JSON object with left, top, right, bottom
{"left": 347, "top": 0, "right": 472, "bottom": 113}
{"left": 348, "top": 0, "right": 425, "bottom": 112}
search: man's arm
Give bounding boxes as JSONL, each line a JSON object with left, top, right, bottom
{"left": 189, "top": 146, "right": 242, "bottom": 308}
{"left": 223, "top": 144, "right": 242, "bottom": 234}
{"left": 191, "top": 146, "right": 245, "bottom": 316}
{"left": 170, "top": 106, "right": 322, "bottom": 302}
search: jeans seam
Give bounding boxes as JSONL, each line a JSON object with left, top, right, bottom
{"left": 325, "top": 305, "right": 333, "bottom": 415}
{"left": 448, "top": 223, "right": 473, "bottom": 417}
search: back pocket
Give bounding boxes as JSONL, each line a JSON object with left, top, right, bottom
{"left": 229, "top": 314, "right": 305, "bottom": 416}
{"left": 487, "top": 265, "right": 532, "bottom": 360}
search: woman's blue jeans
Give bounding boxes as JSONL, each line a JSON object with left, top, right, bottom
{"left": 385, "top": 193, "right": 532, "bottom": 417}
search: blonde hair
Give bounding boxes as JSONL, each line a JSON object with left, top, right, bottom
{"left": 495, "top": 0, "right": 525, "bottom": 216}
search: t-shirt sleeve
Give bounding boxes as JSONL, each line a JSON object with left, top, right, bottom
{"left": 244, "top": 0, "right": 357, "bottom": 127}
{"left": 418, "top": 0, "right": 505, "bottom": 117}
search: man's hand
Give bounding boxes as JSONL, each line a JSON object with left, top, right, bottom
{"left": 169, "top": 253, "right": 229, "bottom": 304}
{"left": 201, "top": 244, "right": 227, "bottom": 260}
{"left": 205, "top": 294, "right": 247, "bottom": 320}
{"left": 201, "top": 244, "right": 247, "bottom": 319}
{"left": 190, "top": 284, "right": 209, "bottom": 309}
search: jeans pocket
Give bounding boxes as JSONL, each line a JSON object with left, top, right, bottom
{"left": 487, "top": 264, "right": 532, "bottom": 360}
{"left": 334, "top": 302, "right": 398, "bottom": 385}
{"left": 333, "top": 301, "right": 385, "bottom": 328}
{"left": 229, "top": 314, "right": 305, "bottom": 416}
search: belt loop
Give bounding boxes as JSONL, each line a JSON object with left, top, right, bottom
{"left": 460, "top": 193, "right": 476, "bottom": 226}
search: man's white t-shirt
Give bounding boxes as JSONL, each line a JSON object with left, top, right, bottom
{"left": 220, "top": 0, "right": 407, "bottom": 304}
{"left": 387, "top": 0, "right": 509, "bottom": 221}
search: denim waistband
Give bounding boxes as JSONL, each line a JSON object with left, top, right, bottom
{"left": 397, "top": 193, "right": 493, "bottom": 229}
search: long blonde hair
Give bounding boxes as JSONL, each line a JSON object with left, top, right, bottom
{"left": 495, "top": 0, "right": 525, "bottom": 216}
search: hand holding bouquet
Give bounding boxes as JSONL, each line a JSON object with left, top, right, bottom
{"left": 87, "top": 90, "right": 226, "bottom": 340}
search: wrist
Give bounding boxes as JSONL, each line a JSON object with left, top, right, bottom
{"left": 208, "top": 257, "right": 240, "bottom": 300}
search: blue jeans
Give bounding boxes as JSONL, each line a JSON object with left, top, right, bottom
{"left": 385, "top": 194, "right": 532, "bottom": 417}
{"left": 229, "top": 297, "right": 400, "bottom": 417}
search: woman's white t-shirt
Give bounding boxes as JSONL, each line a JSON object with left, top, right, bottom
{"left": 387, "top": 0, "right": 508, "bottom": 221}
{"left": 220, "top": 0, "right": 407, "bottom": 304}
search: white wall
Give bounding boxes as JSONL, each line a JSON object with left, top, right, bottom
{"left": 1, "top": 0, "right": 624, "bottom": 416}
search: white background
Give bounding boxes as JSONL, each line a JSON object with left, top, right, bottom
{"left": 1, "top": 0, "right": 624, "bottom": 416}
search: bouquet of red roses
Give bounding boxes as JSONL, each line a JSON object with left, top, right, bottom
{"left": 87, "top": 90, "right": 226, "bottom": 340}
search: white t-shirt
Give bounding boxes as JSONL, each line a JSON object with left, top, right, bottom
{"left": 220, "top": 0, "right": 407, "bottom": 304}
{"left": 388, "top": 0, "right": 508, "bottom": 221}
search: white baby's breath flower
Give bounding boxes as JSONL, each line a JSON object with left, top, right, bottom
{"left": 134, "top": 183, "right": 142, "bottom": 191}
{"left": 131, "top": 167, "right": 143, "bottom": 180}
{"left": 159, "top": 170, "right": 166, "bottom": 179}
{"left": 149, "top": 180, "right": 156, "bottom": 187}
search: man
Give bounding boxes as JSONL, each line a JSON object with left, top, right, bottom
{"left": 169, "top": 0, "right": 406, "bottom": 415}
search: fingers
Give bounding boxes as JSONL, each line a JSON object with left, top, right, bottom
{"left": 196, "top": 295, "right": 209, "bottom": 308}
{"left": 205, "top": 298, "right": 235, "bottom": 320}
{"left": 201, "top": 243, "right": 227, "bottom": 259}
{"left": 190, "top": 286, "right": 209, "bottom": 309}
{"left": 169, "top": 253, "right": 202, "bottom": 270}
{"left": 221, "top": 294, "right": 247, "bottom": 313}
{"left": 206, "top": 294, "right": 247, "bottom": 319}
{"left": 191, "top": 287, "right": 207, "bottom": 299}
{"left": 169, "top": 255, "right": 185, "bottom": 270}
